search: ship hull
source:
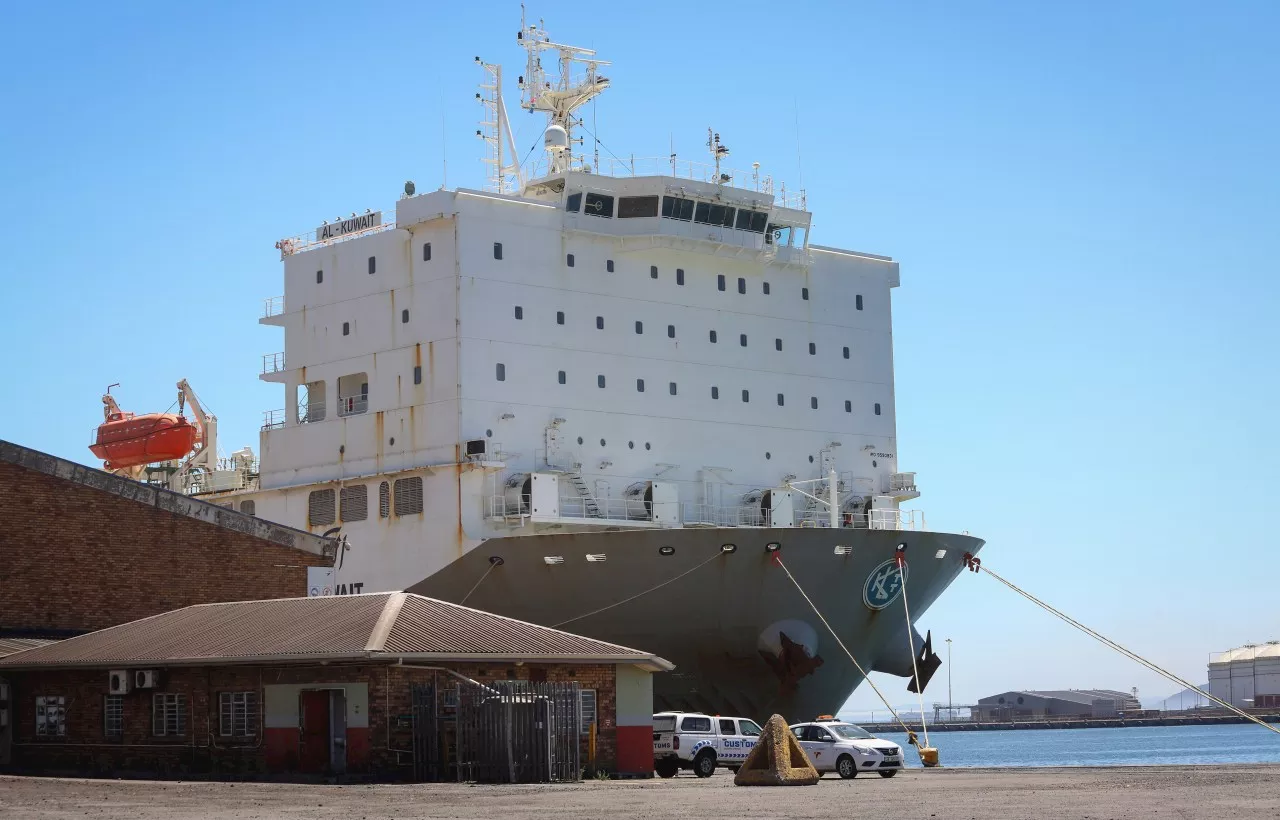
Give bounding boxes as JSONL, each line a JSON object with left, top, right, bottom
{"left": 408, "top": 526, "right": 983, "bottom": 720}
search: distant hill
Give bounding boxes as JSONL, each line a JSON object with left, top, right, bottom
{"left": 1144, "top": 685, "right": 1212, "bottom": 711}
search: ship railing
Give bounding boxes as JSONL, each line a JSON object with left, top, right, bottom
{"left": 261, "top": 351, "right": 286, "bottom": 374}
{"left": 262, "top": 295, "right": 284, "bottom": 318}
{"left": 336, "top": 395, "right": 369, "bottom": 417}
{"left": 868, "top": 508, "right": 927, "bottom": 531}
{"left": 261, "top": 409, "right": 285, "bottom": 431}
{"left": 298, "top": 401, "right": 325, "bottom": 424}
{"left": 889, "top": 472, "right": 918, "bottom": 493}
{"left": 274, "top": 203, "right": 397, "bottom": 258}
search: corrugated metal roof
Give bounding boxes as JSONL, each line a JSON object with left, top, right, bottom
{"left": 0, "top": 638, "right": 59, "bottom": 658}
{"left": 0, "top": 594, "right": 673, "bottom": 671}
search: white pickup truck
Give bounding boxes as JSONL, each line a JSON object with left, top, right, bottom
{"left": 652, "top": 711, "right": 764, "bottom": 778}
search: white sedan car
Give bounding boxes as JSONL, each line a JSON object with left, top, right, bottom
{"left": 788, "top": 719, "right": 905, "bottom": 779}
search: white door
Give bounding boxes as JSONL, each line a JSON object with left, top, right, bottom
{"left": 805, "top": 726, "right": 837, "bottom": 771}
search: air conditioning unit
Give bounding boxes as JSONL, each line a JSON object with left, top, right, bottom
{"left": 134, "top": 670, "right": 160, "bottom": 689}
{"left": 108, "top": 670, "right": 131, "bottom": 695}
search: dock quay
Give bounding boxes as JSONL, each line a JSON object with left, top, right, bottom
{"left": 859, "top": 708, "right": 1280, "bottom": 733}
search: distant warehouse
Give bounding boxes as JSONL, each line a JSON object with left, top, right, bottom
{"left": 1209, "top": 642, "right": 1280, "bottom": 709}
{"left": 975, "top": 689, "right": 1141, "bottom": 721}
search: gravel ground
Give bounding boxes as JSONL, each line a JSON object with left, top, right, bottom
{"left": 1, "top": 765, "right": 1277, "bottom": 820}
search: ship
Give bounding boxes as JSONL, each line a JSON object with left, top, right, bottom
{"left": 102, "top": 15, "right": 984, "bottom": 720}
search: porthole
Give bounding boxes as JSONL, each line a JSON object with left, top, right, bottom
{"left": 628, "top": 441, "right": 635, "bottom": 449}
{"left": 486, "top": 429, "right": 493, "bottom": 437}
{"left": 402, "top": 309, "right": 410, "bottom": 323}
{"left": 873, "top": 460, "right": 878, "bottom": 468}
{"left": 801, "top": 287, "right": 809, "bottom": 300}
{"left": 667, "top": 325, "right": 675, "bottom": 339}
{"left": 659, "top": 545, "right": 675, "bottom": 556}
{"left": 645, "top": 442, "right": 651, "bottom": 450}
{"left": 389, "top": 437, "right": 395, "bottom": 446}
{"left": 600, "top": 438, "right": 606, "bottom": 447}
{"left": 765, "top": 452, "right": 771, "bottom": 459}
{"left": 577, "top": 436, "right": 584, "bottom": 445}
{"left": 809, "top": 455, "right": 815, "bottom": 463}
{"left": 742, "top": 390, "right": 749, "bottom": 402}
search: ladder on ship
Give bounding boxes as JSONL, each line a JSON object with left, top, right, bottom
{"left": 566, "top": 470, "right": 602, "bottom": 518}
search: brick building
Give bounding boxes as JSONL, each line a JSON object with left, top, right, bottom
{"left": 0, "top": 440, "right": 334, "bottom": 638}
{"left": 0, "top": 593, "right": 670, "bottom": 781}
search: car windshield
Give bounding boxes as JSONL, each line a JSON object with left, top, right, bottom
{"left": 652, "top": 716, "right": 676, "bottom": 732}
{"left": 829, "top": 723, "right": 874, "bottom": 740}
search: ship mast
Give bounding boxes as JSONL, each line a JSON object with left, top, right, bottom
{"left": 516, "top": 9, "right": 610, "bottom": 176}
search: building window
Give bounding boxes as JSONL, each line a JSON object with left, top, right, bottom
{"left": 368, "top": 256, "right": 376, "bottom": 275}
{"left": 694, "top": 201, "right": 736, "bottom": 227}
{"left": 557, "top": 311, "right": 565, "bottom": 325}
{"left": 843, "top": 346, "right": 850, "bottom": 359}
{"left": 308, "top": 489, "right": 336, "bottom": 526}
{"left": 566, "top": 192, "right": 582, "bottom": 212}
{"left": 493, "top": 242, "right": 503, "bottom": 259}
{"left": 394, "top": 476, "right": 424, "bottom": 516}
{"left": 342, "top": 322, "right": 350, "bottom": 336}
{"left": 606, "top": 259, "right": 615, "bottom": 273}
{"left": 739, "top": 334, "right": 748, "bottom": 347}
{"left": 496, "top": 363, "right": 506, "bottom": 381}
{"left": 809, "top": 342, "right": 816, "bottom": 355}
{"left": 711, "top": 386, "right": 719, "bottom": 399}
{"left": 636, "top": 379, "right": 645, "bottom": 392}
{"left": 709, "top": 330, "right": 717, "bottom": 343}
{"left": 845, "top": 400, "right": 852, "bottom": 413}
{"left": 239, "top": 500, "right": 256, "bottom": 516}
{"left": 875, "top": 403, "right": 882, "bottom": 415}
{"left": 742, "top": 390, "right": 750, "bottom": 403}
{"left": 579, "top": 689, "right": 598, "bottom": 734}
{"left": 775, "top": 338, "right": 782, "bottom": 351}
{"left": 413, "top": 365, "right": 422, "bottom": 385}
{"left": 596, "top": 316, "right": 604, "bottom": 330}
{"left": 567, "top": 253, "right": 575, "bottom": 267}
{"left": 777, "top": 393, "right": 785, "bottom": 406}
{"left": 558, "top": 370, "right": 566, "bottom": 385}
{"left": 514, "top": 305, "right": 523, "bottom": 320}
{"left": 660, "top": 195, "right": 694, "bottom": 221}
{"left": 584, "top": 192, "right": 614, "bottom": 218}
{"left": 717, "top": 274, "right": 726, "bottom": 291}
{"left": 219, "top": 692, "right": 258, "bottom": 738}
{"left": 856, "top": 294, "right": 863, "bottom": 310}
{"left": 676, "top": 268, "right": 685, "bottom": 285}
{"left": 738, "top": 277, "right": 746, "bottom": 294}
{"left": 316, "top": 270, "right": 323, "bottom": 284}
{"left": 401, "top": 309, "right": 409, "bottom": 323}
{"left": 667, "top": 325, "right": 675, "bottom": 339}
{"left": 802, "top": 287, "right": 809, "bottom": 300}
{"left": 423, "top": 243, "right": 431, "bottom": 261}
{"left": 669, "top": 382, "right": 678, "bottom": 396}
{"left": 618, "top": 195, "right": 659, "bottom": 218}
{"left": 104, "top": 695, "right": 123, "bottom": 738}
{"left": 36, "top": 696, "right": 65, "bottom": 737}
{"left": 597, "top": 375, "right": 606, "bottom": 388}
{"left": 811, "top": 396, "right": 819, "bottom": 409}
{"left": 635, "top": 321, "right": 643, "bottom": 334}
{"left": 152, "top": 693, "right": 187, "bottom": 737}
{"left": 379, "top": 482, "right": 390, "bottom": 518}
{"left": 340, "top": 485, "right": 368, "bottom": 522}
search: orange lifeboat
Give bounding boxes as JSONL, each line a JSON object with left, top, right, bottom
{"left": 89, "top": 390, "right": 199, "bottom": 471}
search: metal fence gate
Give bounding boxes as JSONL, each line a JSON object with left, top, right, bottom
{"left": 410, "top": 682, "right": 444, "bottom": 782}
{"left": 456, "top": 680, "right": 582, "bottom": 783}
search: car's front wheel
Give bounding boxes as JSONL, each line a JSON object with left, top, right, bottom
{"left": 879, "top": 769, "right": 898, "bottom": 778}
{"left": 693, "top": 751, "right": 717, "bottom": 778}
{"left": 836, "top": 755, "right": 857, "bottom": 779}
{"left": 655, "top": 759, "right": 679, "bottom": 778}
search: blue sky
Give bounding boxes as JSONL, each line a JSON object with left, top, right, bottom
{"left": 2, "top": 1, "right": 1277, "bottom": 716}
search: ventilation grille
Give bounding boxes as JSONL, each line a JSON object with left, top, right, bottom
{"left": 394, "top": 476, "right": 424, "bottom": 516}
{"left": 379, "top": 481, "right": 391, "bottom": 518}
{"left": 340, "top": 485, "right": 368, "bottom": 522}
{"left": 308, "top": 489, "right": 336, "bottom": 526}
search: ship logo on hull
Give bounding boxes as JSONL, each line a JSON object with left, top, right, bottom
{"left": 863, "top": 559, "right": 908, "bottom": 610}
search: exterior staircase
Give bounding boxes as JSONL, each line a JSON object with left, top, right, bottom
{"left": 566, "top": 471, "right": 602, "bottom": 518}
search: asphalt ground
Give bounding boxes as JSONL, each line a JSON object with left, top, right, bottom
{"left": 1, "top": 765, "right": 1277, "bottom": 819}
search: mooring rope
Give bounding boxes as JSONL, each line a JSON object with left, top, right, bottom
{"left": 972, "top": 558, "right": 1280, "bottom": 736}
{"left": 552, "top": 550, "right": 724, "bottom": 628}
{"left": 773, "top": 554, "right": 919, "bottom": 741}
{"left": 897, "top": 554, "right": 931, "bottom": 748}
{"left": 459, "top": 558, "right": 502, "bottom": 606}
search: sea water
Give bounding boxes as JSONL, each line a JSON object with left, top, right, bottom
{"left": 874, "top": 723, "right": 1280, "bottom": 767}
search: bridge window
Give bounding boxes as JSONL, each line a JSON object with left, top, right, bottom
{"left": 583, "top": 192, "right": 614, "bottom": 218}
{"left": 566, "top": 192, "right": 581, "bottom": 212}
{"left": 618, "top": 195, "right": 659, "bottom": 218}
{"left": 694, "top": 202, "right": 735, "bottom": 227}
{"left": 661, "top": 195, "right": 694, "bottom": 221}
{"left": 735, "top": 209, "right": 769, "bottom": 233}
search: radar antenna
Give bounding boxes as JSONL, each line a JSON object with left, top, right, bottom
{"left": 707, "top": 128, "right": 730, "bottom": 184}
{"left": 517, "top": 8, "right": 611, "bottom": 175}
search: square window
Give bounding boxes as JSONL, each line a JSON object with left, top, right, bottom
{"left": 875, "top": 403, "right": 882, "bottom": 415}
{"left": 342, "top": 322, "right": 350, "bottom": 336}
{"left": 709, "top": 330, "right": 717, "bottom": 343}
{"left": 584, "top": 192, "right": 614, "bottom": 218}
{"left": 717, "top": 274, "right": 726, "bottom": 291}
{"left": 650, "top": 265, "right": 658, "bottom": 279}
{"left": 401, "top": 309, "right": 409, "bottom": 323}
{"left": 742, "top": 390, "right": 750, "bottom": 403}
{"left": 558, "top": 370, "right": 566, "bottom": 385}
{"left": 597, "top": 375, "right": 606, "bottom": 388}
{"left": 738, "top": 277, "right": 746, "bottom": 294}
{"left": 567, "top": 253, "right": 575, "bottom": 267}
{"left": 368, "top": 256, "right": 376, "bottom": 274}
{"left": 667, "top": 325, "right": 675, "bottom": 339}
{"left": 811, "top": 396, "right": 818, "bottom": 409}
{"left": 636, "top": 378, "right": 645, "bottom": 392}
{"left": 515, "top": 306, "right": 523, "bottom": 320}
{"left": 413, "top": 365, "right": 422, "bottom": 385}
{"left": 105, "top": 695, "right": 123, "bottom": 738}
{"left": 635, "top": 321, "right": 643, "bottom": 334}
{"left": 557, "top": 311, "right": 565, "bottom": 325}
{"left": 423, "top": 243, "right": 431, "bottom": 261}
{"left": 607, "top": 259, "right": 614, "bottom": 273}
{"left": 711, "top": 386, "right": 719, "bottom": 399}
{"left": 669, "top": 382, "right": 678, "bottom": 396}
{"left": 762, "top": 281, "right": 770, "bottom": 295}
{"left": 843, "top": 346, "right": 850, "bottom": 359}
{"left": 802, "top": 287, "right": 809, "bottom": 300}
{"left": 856, "top": 294, "right": 863, "bottom": 311}
{"left": 496, "top": 363, "right": 506, "bottom": 381}
{"left": 219, "top": 692, "right": 258, "bottom": 738}
{"left": 740, "top": 334, "right": 748, "bottom": 347}
{"left": 845, "top": 400, "right": 852, "bottom": 413}
{"left": 566, "top": 192, "right": 582, "bottom": 212}
{"left": 809, "top": 342, "right": 816, "bottom": 355}
{"left": 777, "top": 393, "right": 785, "bottom": 406}
{"left": 775, "top": 338, "right": 782, "bottom": 351}
{"left": 152, "top": 693, "right": 187, "bottom": 737}
{"left": 316, "top": 270, "right": 323, "bottom": 284}
{"left": 493, "top": 242, "right": 503, "bottom": 260}
{"left": 596, "top": 316, "right": 604, "bottom": 330}
{"left": 676, "top": 268, "right": 685, "bottom": 285}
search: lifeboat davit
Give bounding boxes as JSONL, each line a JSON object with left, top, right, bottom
{"left": 89, "top": 411, "right": 198, "bottom": 471}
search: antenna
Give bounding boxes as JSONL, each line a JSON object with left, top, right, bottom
{"left": 706, "top": 128, "right": 730, "bottom": 184}
{"left": 476, "top": 57, "right": 522, "bottom": 193}
{"left": 793, "top": 96, "right": 806, "bottom": 209}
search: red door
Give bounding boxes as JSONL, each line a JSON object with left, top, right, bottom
{"left": 299, "top": 691, "right": 331, "bottom": 773}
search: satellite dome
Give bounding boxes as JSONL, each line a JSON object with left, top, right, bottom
{"left": 544, "top": 124, "right": 570, "bottom": 153}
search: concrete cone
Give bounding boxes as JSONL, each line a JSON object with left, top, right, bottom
{"left": 733, "top": 714, "right": 819, "bottom": 786}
